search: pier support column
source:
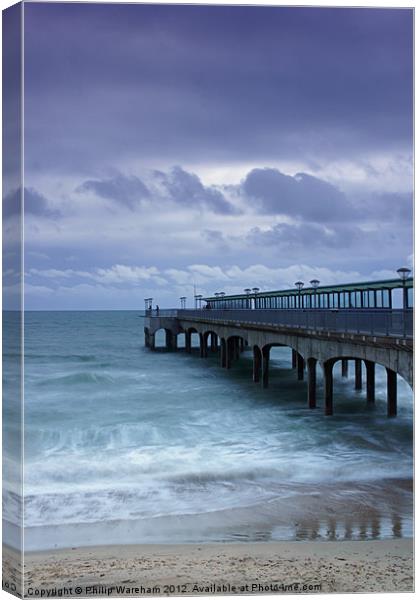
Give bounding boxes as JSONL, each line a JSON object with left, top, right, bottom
{"left": 199, "top": 333, "right": 208, "bottom": 358}
{"left": 323, "top": 360, "right": 334, "bottom": 416}
{"left": 292, "top": 349, "right": 297, "bottom": 369}
{"left": 226, "top": 338, "right": 234, "bottom": 369}
{"left": 297, "top": 354, "right": 305, "bottom": 381}
{"left": 341, "top": 359, "right": 348, "bottom": 378}
{"left": 240, "top": 338, "right": 245, "bottom": 352}
{"left": 220, "top": 338, "right": 227, "bottom": 368}
{"left": 386, "top": 368, "right": 397, "bottom": 417}
{"left": 354, "top": 359, "right": 362, "bottom": 390}
{"left": 307, "top": 358, "right": 317, "bottom": 409}
{"left": 262, "top": 347, "right": 270, "bottom": 388}
{"left": 253, "top": 346, "right": 262, "bottom": 383}
{"left": 149, "top": 333, "right": 155, "bottom": 351}
{"left": 165, "top": 330, "right": 177, "bottom": 351}
{"left": 210, "top": 333, "right": 218, "bottom": 352}
{"left": 234, "top": 338, "right": 240, "bottom": 360}
{"left": 365, "top": 360, "right": 375, "bottom": 403}
{"left": 185, "top": 331, "right": 192, "bottom": 353}
{"left": 144, "top": 328, "right": 150, "bottom": 348}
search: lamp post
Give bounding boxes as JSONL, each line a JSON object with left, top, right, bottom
{"left": 180, "top": 296, "right": 186, "bottom": 309}
{"left": 252, "top": 287, "right": 260, "bottom": 310}
{"left": 397, "top": 267, "right": 411, "bottom": 310}
{"left": 244, "top": 288, "right": 251, "bottom": 309}
{"left": 295, "top": 281, "right": 304, "bottom": 309}
{"left": 310, "top": 279, "right": 320, "bottom": 309}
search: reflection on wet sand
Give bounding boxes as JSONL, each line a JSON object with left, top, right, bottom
{"left": 294, "top": 512, "right": 404, "bottom": 542}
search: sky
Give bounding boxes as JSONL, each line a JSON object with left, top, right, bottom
{"left": 3, "top": 2, "right": 413, "bottom": 309}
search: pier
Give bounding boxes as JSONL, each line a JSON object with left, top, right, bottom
{"left": 144, "top": 277, "right": 413, "bottom": 416}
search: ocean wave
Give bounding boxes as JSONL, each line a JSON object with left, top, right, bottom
{"left": 25, "top": 352, "right": 99, "bottom": 363}
{"left": 36, "top": 371, "right": 116, "bottom": 387}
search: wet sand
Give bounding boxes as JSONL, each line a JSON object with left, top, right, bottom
{"left": 3, "top": 539, "right": 413, "bottom": 596}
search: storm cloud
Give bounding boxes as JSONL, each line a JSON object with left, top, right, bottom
{"left": 23, "top": 4, "right": 412, "bottom": 174}
{"left": 77, "top": 174, "right": 150, "bottom": 210}
{"left": 3, "top": 187, "right": 59, "bottom": 219}
{"left": 156, "top": 166, "right": 238, "bottom": 214}
{"left": 242, "top": 168, "right": 351, "bottom": 221}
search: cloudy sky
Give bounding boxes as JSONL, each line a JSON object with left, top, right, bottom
{"left": 4, "top": 3, "right": 413, "bottom": 309}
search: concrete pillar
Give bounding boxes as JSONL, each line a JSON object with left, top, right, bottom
{"left": 199, "top": 333, "right": 207, "bottom": 358}
{"left": 149, "top": 333, "right": 155, "bottom": 351}
{"left": 210, "top": 333, "right": 218, "bottom": 352}
{"left": 365, "top": 360, "right": 375, "bottom": 403}
{"left": 185, "top": 331, "right": 192, "bottom": 353}
{"left": 297, "top": 354, "right": 305, "bottom": 381}
{"left": 240, "top": 338, "right": 245, "bottom": 352}
{"left": 354, "top": 359, "right": 362, "bottom": 390}
{"left": 165, "top": 330, "right": 177, "bottom": 351}
{"left": 253, "top": 346, "right": 262, "bottom": 383}
{"left": 307, "top": 358, "right": 317, "bottom": 409}
{"left": 144, "top": 328, "right": 150, "bottom": 348}
{"left": 324, "top": 361, "right": 334, "bottom": 416}
{"left": 292, "top": 349, "right": 297, "bottom": 369}
{"left": 234, "top": 338, "right": 240, "bottom": 360}
{"left": 341, "top": 359, "right": 348, "bottom": 378}
{"left": 262, "top": 347, "right": 270, "bottom": 388}
{"left": 226, "top": 338, "right": 234, "bottom": 369}
{"left": 386, "top": 368, "right": 397, "bottom": 417}
{"left": 220, "top": 338, "right": 227, "bottom": 368}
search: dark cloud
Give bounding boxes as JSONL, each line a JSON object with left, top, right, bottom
{"left": 248, "top": 222, "right": 355, "bottom": 249}
{"left": 156, "top": 166, "right": 238, "bottom": 214}
{"left": 23, "top": 4, "right": 412, "bottom": 173}
{"left": 242, "top": 168, "right": 351, "bottom": 221}
{"left": 3, "top": 188, "right": 21, "bottom": 219}
{"left": 3, "top": 187, "right": 59, "bottom": 219}
{"left": 243, "top": 219, "right": 412, "bottom": 275}
{"left": 77, "top": 174, "right": 150, "bottom": 210}
{"left": 367, "top": 192, "right": 413, "bottom": 222}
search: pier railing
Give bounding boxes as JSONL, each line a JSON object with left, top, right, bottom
{"left": 146, "top": 308, "right": 413, "bottom": 338}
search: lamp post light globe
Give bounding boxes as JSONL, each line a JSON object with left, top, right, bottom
{"left": 397, "top": 267, "right": 411, "bottom": 281}
{"left": 244, "top": 288, "right": 251, "bottom": 308}
{"left": 310, "top": 279, "right": 320, "bottom": 308}
{"left": 252, "top": 287, "right": 260, "bottom": 309}
{"left": 295, "top": 281, "right": 304, "bottom": 308}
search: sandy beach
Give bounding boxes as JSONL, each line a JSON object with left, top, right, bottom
{"left": 3, "top": 539, "right": 413, "bottom": 597}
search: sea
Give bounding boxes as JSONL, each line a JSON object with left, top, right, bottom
{"left": 3, "top": 311, "right": 413, "bottom": 551}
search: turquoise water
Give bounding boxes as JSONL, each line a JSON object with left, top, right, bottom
{"left": 3, "top": 311, "right": 413, "bottom": 550}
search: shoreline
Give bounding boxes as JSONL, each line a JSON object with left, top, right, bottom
{"left": 4, "top": 538, "right": 413, "bottom": 596}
